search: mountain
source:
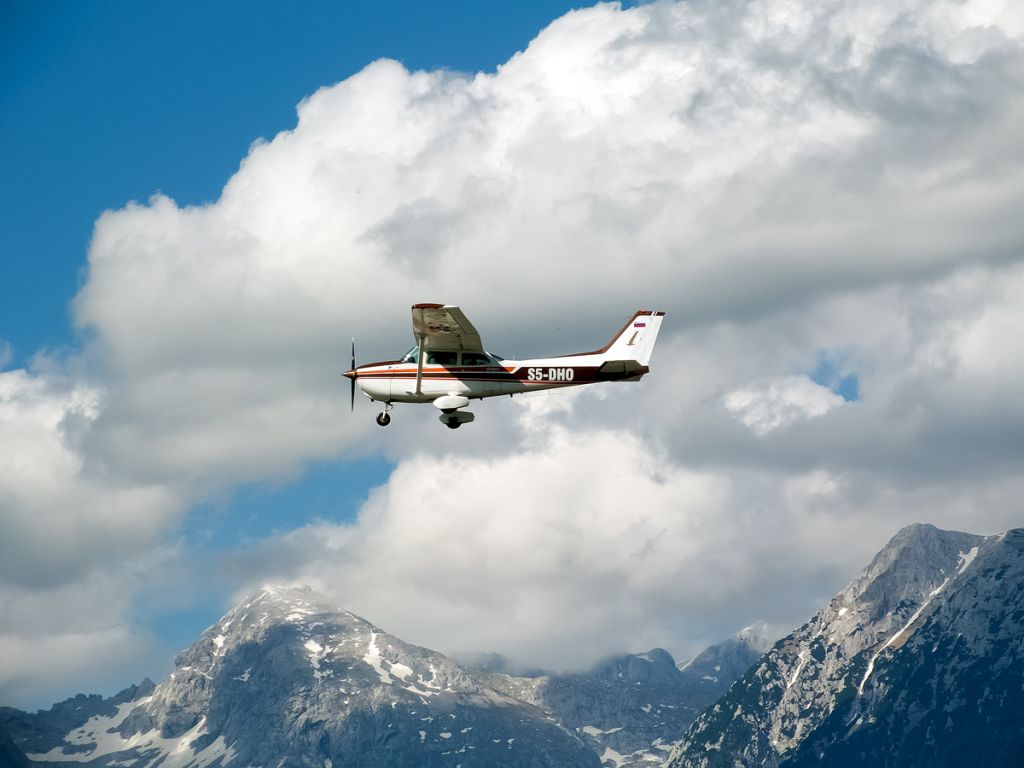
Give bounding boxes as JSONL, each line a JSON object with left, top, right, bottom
{"left": 676, "top": 624, "right": 772, "bottom": 694}
{"left": 479, "top": 629, "right": 770, "bottom": 766}
{"left": 667, "top": 523, "right": 1024, "bottom": 768}
{"left": 1, "top": 679, "right": 155, "bottom": 765}
{"left": 0, "top": 721, "right": 29, "bottom": 768}
{"left": 5, "top": 586, "right": 771, "bottom": 768}
{"left": 19, "top": 586, "right": 600, "bottom": 768}
{"left": 782, "top": 527, "right": 1024, "bottom": 767}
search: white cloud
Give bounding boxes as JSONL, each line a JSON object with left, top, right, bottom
{"left": 0, "top": 571, "right": 169, "bottom": 710}
{"left": 70, "top": 0, "right": 1024, "bottom": 492}
{"left": 724, "top": 376, "right": 846, "bottom": 435}
{"left": 237, "top": 415, "right": 747, "bottom": 667}
{"left": 3, "top": 0, "right": 1024, "bottom": 703}
{"left": 0, "top": 370, "right": 180, "bottom": 588}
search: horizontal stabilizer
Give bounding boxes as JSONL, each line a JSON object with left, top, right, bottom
{"left": 598, "top": 359, "right": 648, "bottom": 376}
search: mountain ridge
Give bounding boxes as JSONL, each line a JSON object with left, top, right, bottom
{"left": 11, "top": 522, "right": 1018, "bottom": 768}
{"left": 4, "top": 585, "right": 770, "bottom": 768}
{"left": 667, "top": 523, "right": 1021, "bottom": 768}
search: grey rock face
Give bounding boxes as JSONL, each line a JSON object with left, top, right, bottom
{"left": 0, "top": 719, "right": 30, "bottom": 768}
{"left": 783, "top": 528, "right": 1024, "bottom": 768}
{"left": 24, "top": 586, "right": 599, "bottom": 768}
{"left": 481, "top": 632, "right": 769, "bottom": 767}
{"left": 667, "top": 523, "right": 997, "bottom": 768}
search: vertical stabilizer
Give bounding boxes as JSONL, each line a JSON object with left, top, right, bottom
{"left": 601, "top": 310, "right": 665, "bottom": 366}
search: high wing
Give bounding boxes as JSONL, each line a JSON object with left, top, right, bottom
{"left": 411, "top": 303, "right": 484, "bottom": 352}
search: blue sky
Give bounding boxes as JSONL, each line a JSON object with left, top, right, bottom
{"left": 0, "top": 0, "right": 593, "bottom": 364}
{"left": 2, "top": 0, "right": 1022, "bottom": 713}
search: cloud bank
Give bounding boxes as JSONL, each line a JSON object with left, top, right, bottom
{"left": 2, "top": 0, "right": 1023, "bottom": 703}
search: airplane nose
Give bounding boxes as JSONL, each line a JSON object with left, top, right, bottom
{"left": 342, "top": 370, "right": 356, "bottom": 380}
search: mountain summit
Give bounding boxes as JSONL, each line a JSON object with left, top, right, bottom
{"left": 668, "top": 523, "right": 1024, "bottom": 767}
{"left": 25, "top": 586, "right": 599, "bottom": 768}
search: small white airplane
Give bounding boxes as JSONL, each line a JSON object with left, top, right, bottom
{"left": 344, "top": 303, "right": 665, "bottom": 429}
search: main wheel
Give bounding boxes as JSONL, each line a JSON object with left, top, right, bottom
{"left": 376, "top": 412, "right": 391, "bottom": 427}
{"left": 445, "top": 421, "right": 461, "bottom": 429}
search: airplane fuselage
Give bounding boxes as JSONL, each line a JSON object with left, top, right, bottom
{"left": 353, "top": 352, "right": 649, "bottom": 404}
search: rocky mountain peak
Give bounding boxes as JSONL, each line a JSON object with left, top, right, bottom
{"left": 667, "top": 524, "right": 1001, "bottom": 767}
{"left": 25, "top": 584, "right": 600, "bottom": 767}
{"left": 847, "top": 524, "right": 985, "bottom": 620}
{"left": 589, "top": 647, "right": 680, "bottom": 685}
{"left": 775, "top": 527, "right": 1024, "bottom": 767}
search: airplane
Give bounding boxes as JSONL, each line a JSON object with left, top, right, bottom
{"left": 343, "top": 303, "right": 665, "bottom": 429}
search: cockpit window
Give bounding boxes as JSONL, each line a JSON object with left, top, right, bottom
{"left": 426, "top": 351, "right": 458, "bottom": 366}
{"left": 401, "top": 346, "right": 419, "bottom": 363}
{"left": 461, "top": 352, "right": 492, "bottom": 366}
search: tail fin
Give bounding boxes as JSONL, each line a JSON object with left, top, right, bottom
{"left": 601, "top": 310, "right": 665, "bottom": 366}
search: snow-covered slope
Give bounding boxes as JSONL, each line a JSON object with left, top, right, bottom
{"left": 20, "top": 586, "right": 600, "bottom": 768}
{"left": 667, "top": 523, "right": 1017, "bottom": 768}
{"left": 1, "top": 680, "right": 155, "bottom": 765}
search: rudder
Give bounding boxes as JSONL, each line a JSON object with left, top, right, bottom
{"left": 602, "top": 310, "right": 665, "bottom": 366}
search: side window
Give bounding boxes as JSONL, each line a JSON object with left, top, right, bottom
{"left": 461, "top": 353, "right": 491, "bottom": 366}
{"left": 426, "top": 351, "right": 458, "bottom": 366}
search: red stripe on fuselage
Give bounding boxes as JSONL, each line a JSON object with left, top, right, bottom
{"left": 354, "top": 365, "right": 644, "bottom": 383}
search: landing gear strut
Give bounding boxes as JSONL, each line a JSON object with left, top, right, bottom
{"left": 376, "top": 404, "right": 393, "bottom": 427}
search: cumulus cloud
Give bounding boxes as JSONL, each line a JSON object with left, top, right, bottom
{"left": 0, "top": 370, "right": 180, "bottom": 588}
{"left": 724, "top": 376, "right": 845, "bottom": 435}
{"left": 0, "top": 563, "right": 178, "bottom": 709}
{"left": 71, "top": 0, "right": 1024, "bottom": 491}
{"left": 3, "top": 0, "right": 1024, "bottom": 702}
{"left": 226, "top": 410, "right": 758, "bottom": 667}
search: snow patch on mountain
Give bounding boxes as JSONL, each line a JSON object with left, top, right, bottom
{"left": 26, "top": 704, "right": 235, "bottom": 768}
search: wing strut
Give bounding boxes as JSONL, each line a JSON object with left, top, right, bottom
{"left": 415, "top": 334, "right": 425, "bottom": 395}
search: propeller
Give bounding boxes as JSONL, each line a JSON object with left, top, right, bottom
{"left": 350, "top": 338, "right": 356, "bottom": 412}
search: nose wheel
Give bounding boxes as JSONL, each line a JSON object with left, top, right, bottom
{"left": 376, "top": 411, "right": 391, "bottom": 427}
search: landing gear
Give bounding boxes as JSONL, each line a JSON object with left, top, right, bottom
{"left": 438, "top": 410, "right": 475, "bottom": 429}
{"left": 376, "top": 404, "right": 393, "bottom": 427}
